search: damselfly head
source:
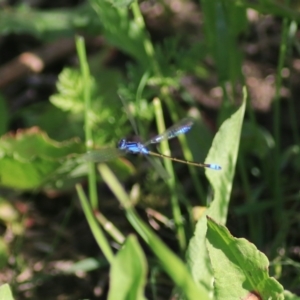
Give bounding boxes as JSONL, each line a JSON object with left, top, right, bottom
{"left": 117, "top": 138, "right": 127, "bottom": 150}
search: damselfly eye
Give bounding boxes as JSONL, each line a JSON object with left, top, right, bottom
{"left": 117, "top": 139, "right": 126, "bottom": 149}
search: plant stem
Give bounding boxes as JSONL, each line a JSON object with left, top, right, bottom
{"left": 75, "top": 36, "right": 98, "bottom": 209}
{"left": 153, "top": 97, "right": 186, "bottom": 251}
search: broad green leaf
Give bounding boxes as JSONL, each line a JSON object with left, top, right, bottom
{"left": 0, "top": 155, "right": 59, "bottom": 189}
{"left": 0, "top": 127, "right": 83, "bottom": 160}
{"left": 0, "top": 284, "right": 14, "bottom": 300}
{"left": 108, "top": 235, "right": 147, "bottom": 300}
{"left": 0, "top": 127, "right": 84, "bottom": 190}
{"left": 0, "top": 127, "right": 134, "bottom": 190}
{"left": 206, "top": 217, "right": 284, "bottom": 300}
{"left": 186, "top": 92, "right": 246, "bottom": 293}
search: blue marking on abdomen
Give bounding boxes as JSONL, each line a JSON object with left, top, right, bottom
{"left": 208, "top": 164, "right": 222, "bottom": 170}
{"left": 118, "top": 140, "right": 149, "bottom": 155}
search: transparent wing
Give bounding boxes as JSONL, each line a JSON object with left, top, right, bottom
{"left": 81, "top": 148, "right": 125, "bottom": 163}
{"left": 118, "top": 94, "right": 139, "bottom": 136}
{"left": 145, "top": 117, "right": 194, "bottom": 145}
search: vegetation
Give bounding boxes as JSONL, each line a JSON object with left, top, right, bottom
{"left": 0, "top": 0, "right": 299, "bottom": 299}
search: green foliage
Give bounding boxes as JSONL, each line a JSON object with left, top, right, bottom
{"left": 65, "top": 257, "right": 108, "bottom": 273}
{"left": 18, "top": 103, "right": 83, "bottom": 141}
{"left": 284, "top": 290, "right": 300, "bottom": 300}
{"left": 0, "top": 284, "right": 14, "bottom": 300}
{"left": 108, "top": 235, "right": 147, "bottom": 300}
{"left": 155, "top": 38, "right": 207, "bottom": 79}
{"left": 0, "top": 237, "right": 9, "bottom": 269}
{"left": 50, "top": 66, "right": 129, "bottom": 145}
{"left": 241, "top": 121, "right": 275, "bottom": 159}
{"left": 98, "top": 163, "right": 211, "bottom": 299}
{"left": 1, "top": 0, "right": 300, "bottom": 298}
{"left": 0, "top": 4, "right": 100, "bottom": 40}
{"left": 0, "top": 128, "right": 84, "bottom": 189}
{"left": 50, "top": 68, "right": 87, "bottom": 114}
{"left": 109, "top": 0, "right": 134, "bottom": 8}
{"left": 238, "top": 0, "right": 300, "bottom": 21}
{"left": 90, "top": 0, "right": 151, "bottom": 69}
{"left": 201, "top": 0, "right": 247, "bottom": 82}
{"left": 187, "top": 93, "right": 246, "bottom": 292}
{"left": 0, "top": 128, "right": 83, "bottom": 159}
{"left": 206, "top": 217, "right": 284, "bottom": 299}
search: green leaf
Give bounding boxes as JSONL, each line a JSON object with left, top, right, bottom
{"left": 109, "top": 0, "right": 134, "bottom": 8}
{"left": 201, "top": 0, "right": 246, "bottom": 82}
{"left": 90, "top": 0, "right": 150, "bottom": 68}
{"left": 108, "top": 235, "right": 147, "bottom": 300}
{"left": 0, "top": 127, "right": 83, "bottom": 160}
{"left": 206, "top": 217, "right": 284, "bottom": 300}
{"left": 50, "top": 68, "right": 86, "bottom": 113}
{"left": 98, "top": 164, "right": 211, "bottom": 300}
{"left": 186, "top": 91, "right": 246, "bottom": 293}
{"left": 0, "top": 127, "right": 84, "bottom": 190}
{"left": 50, "top": 67, "right": 128, "bottom": 145}
{"left": 284, "top": 290, "right": 300, "bottom": 300}
{"left": 0, "top": 284, "right": 14, "bottom": 300}
{"left": 0, "top": 4, "right": 100, "bottom": 40}
{"left": 19, "top": 102, "right": 84, "bottom": 142}
{"left": 65, "top": 257, "right": 108, "bottom": 273}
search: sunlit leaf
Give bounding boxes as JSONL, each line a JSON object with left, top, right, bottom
{"left": 0, "top": 284, "right": 14, "bottom": 300}
{"left": 50, "top": 67, "right": 128, "bottom": 145}
{"left": 186, "top": 92, "right": 246, "bottom": 293}
{"left": 108, "top": 235, "right": 147, "bottom": 300}
{"left": 206, "top": 217, "right": 284, "bottom": 300}
{"left": 0, "top": 127, "right": 84, "bottom": 190}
